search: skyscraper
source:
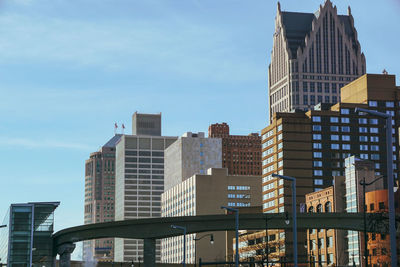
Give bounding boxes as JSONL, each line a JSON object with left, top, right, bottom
{"left": 268, "top": 0, "right": 366, "bottom": 119}
{"left": 83, "top": 134, "right": 122, "bottom": 262}
{"left": 114, "top": 113, "right": 177, "bottom": 263}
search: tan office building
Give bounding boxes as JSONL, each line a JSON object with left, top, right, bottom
{"left": 258, "top": 73, "right": 400, "bottom": 263}
{"left": 161, "top": 168, "right": 262, "bottom": 264}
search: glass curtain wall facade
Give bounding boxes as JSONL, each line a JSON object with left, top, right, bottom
{"left": 344, "top": 157, "right": 360, "bottom": 265}
{"left": 0, "top": 208, "right": 10, "bottom": 266}
{"left": 0, "top": 202, "right": 59, "bottom": 267}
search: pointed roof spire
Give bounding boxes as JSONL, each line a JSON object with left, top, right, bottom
{"left": 277, "top": 2, "right": 281, "bottom": 13}
{"left": 348, "top": 6, "right": 352, "bottom": 16}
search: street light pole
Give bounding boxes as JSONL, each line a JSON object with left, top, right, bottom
{"left": 362, "top": 177, "right": 368, "bottom": 267}
{"left": 272, "top": 174, "right": 297, "bottom": 267}
{"left": 221, "top": 206, "right": 239, "bottom": 267}
{"left": 265, "top": 214, "right": 269, "bottom": 267}
{"left": 194, "top": 234, "right": 214, "bottom": 267}
{"left": 355, "top": 107, "right": 397, "bottom": 267}
{"left": 171, "top": 225, "right": 187, "bottom": 267}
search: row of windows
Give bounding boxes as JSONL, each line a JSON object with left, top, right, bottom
{"left": 303, "top": 95, "right": 338, "bottom": 105}
{"left": 227, "top": 185, "right": 251, "bottom": 191}
{"left": 369, "top": 100, "right": 396, "bottom": 108}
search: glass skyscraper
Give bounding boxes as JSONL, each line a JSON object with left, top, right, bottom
{"left": 0, "top": 202, "right": 59, "bottom": 267}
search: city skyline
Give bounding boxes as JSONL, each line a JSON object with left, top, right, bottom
{"left": 1, "top": 0, "right": 400, "bottom": 261}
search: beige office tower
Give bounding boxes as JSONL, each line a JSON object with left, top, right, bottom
{"left": 114, "top": 113, "right": 177, "bottom": 263}
{"left": 269, "top": 0, "right": 366, "bottom": 119}
{"left": 161, "top": 168, "right": 262, "bottom": 264}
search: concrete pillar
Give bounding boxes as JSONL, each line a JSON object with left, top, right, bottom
{"left": 57, "top": 243, "right": 76, "bottom": 267}
{"left": 143, "top": 238, "right": 156, "bottom": 267}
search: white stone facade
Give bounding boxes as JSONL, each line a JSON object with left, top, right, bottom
{"left": 164, "top": 132, "right": 222, "bottom": 191}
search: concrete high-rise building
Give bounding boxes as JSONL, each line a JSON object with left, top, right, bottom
{"left": 208, "top": 123, "right": 262, "bottom": 176}
{"left": 114, "top": 113, "right": 177, "bottom": 263}
{"left": 83, "top": 134, "right": 121, "bottom": 262}
{"left": 305, "top": 176, "right": 347, "bottom": 266}
{"left": 161, "top": 168, "right": 262, "bottom": 264}
{"left": 268, "top": 0, "right": 366, "bottom": 119}
{"left": 164, "top": 132, "right": 222, "bottom": 191}
{"left": 260, "top": 74, "right": 400, "bottom": 263}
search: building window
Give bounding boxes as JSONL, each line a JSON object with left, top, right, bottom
{"left": 312, "top": 116, "right": 321, "bottom": 122}
{"left": 342, "top": 144, "right": 350, "bottom": 150}
{"left": 330, "top": 117, "right": 339, "bottom": 123}
{"left": 359, "top": 127, "right": 368, "bottom": 133}
{"left": 386, "top": 101, "right": 395, "bottom": 107}
{"left": 371, "top": 145, "right": 379, "bottom": 151}
{"left": 359, "top": 118, "right": 368, "bottom": 124}
{"left": 369, "top": 101, "right": 378, "bottom": 107}
{"left": 313, "top": 134, "right": 322, "bottom": 140}
{"left": 331, "top": 135, "right": 339, "bottom": 141}
{"left": 370, "top": 136, "right": 379, "bottom": 142}
{"left": 331, "top": 144, "right": 339, "bottom": 150}
{"left": 325, "top": 201, "right": 332, "bottom": 212}
{"left": 313, "top": 125, "right": 321, "bottom": 131}
{"left": 360, "top": 145, "right": 368, "bottom": 151}
{"left": 303, "top": 95, "right": 308, "bottom": 105}
{"left": 370, "top": 127, "right": 379, "bottom": 133}
{"left": 370, "top": 118, "right": 378, "bottom": 125}
{"left": 341, "top": 117, "right": 350, "bottom": 123}
{"left": 314, "top": 179, "right": 323, "bottom": 185}
{"left": 314, "top": 170, "right": 323, "bottom": 176}
{"left": 341, "top": 126, "right": 350, "bottom": 132}
{"left": 330, "top": 126, "right": 339, "bottom": 132}
{"left": 342, "top": 135, "right": 350, "bottom": 141}
{"left": 313, "top": 161, "right": 322, "bottom": 167}
{"left": 313, "top": 143, "right": 322, "bottom": 149}
{"left": 313, "top": 152, "right": 322, "bottom": 158}
{"left": 371, "top": 154, "right": 380, "bottom": 160}
{"left": 341, "top": 108, "right": 350, "bottom": 114}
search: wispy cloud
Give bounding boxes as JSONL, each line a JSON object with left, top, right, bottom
{"left": 0, "top": 5, "right": 265, "bottom": 82}
{"left": 0, "top": 137, "right": 92, "bottom": 150}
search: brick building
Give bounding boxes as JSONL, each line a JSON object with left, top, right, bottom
{"left": 305, "top": 176, "right": 347, "bottom": 266}
{"left": 208, "top": 123, "right": 261, "bottom": 176}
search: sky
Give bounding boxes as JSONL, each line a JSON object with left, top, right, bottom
{"left": 0, "top": 0, "right": 400, "bottom": 260}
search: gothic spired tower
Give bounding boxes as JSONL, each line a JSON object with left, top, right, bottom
{"left": 268, "top": 1, "right": 366, "bottom": 120}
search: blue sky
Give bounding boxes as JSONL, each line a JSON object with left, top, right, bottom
{"left": 1, "top": 0, "right": 400, "bottom": 259}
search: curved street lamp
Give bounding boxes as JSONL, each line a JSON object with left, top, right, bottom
{"left": 272, "top": 174, "right": 297, "bottom": 267}
{"left": 194, "top": 233, "right": 214, "bottom": 267}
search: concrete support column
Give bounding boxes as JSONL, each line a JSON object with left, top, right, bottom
{"left": 57, "top": 243, "right": 76, "bottom": 267}
{"left": 143, "top": 238, "right": 156, "bottom": 267}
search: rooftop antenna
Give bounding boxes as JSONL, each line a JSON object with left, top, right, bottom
{"left": 122, "top": 123, "right": 125, "bottom": 134}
